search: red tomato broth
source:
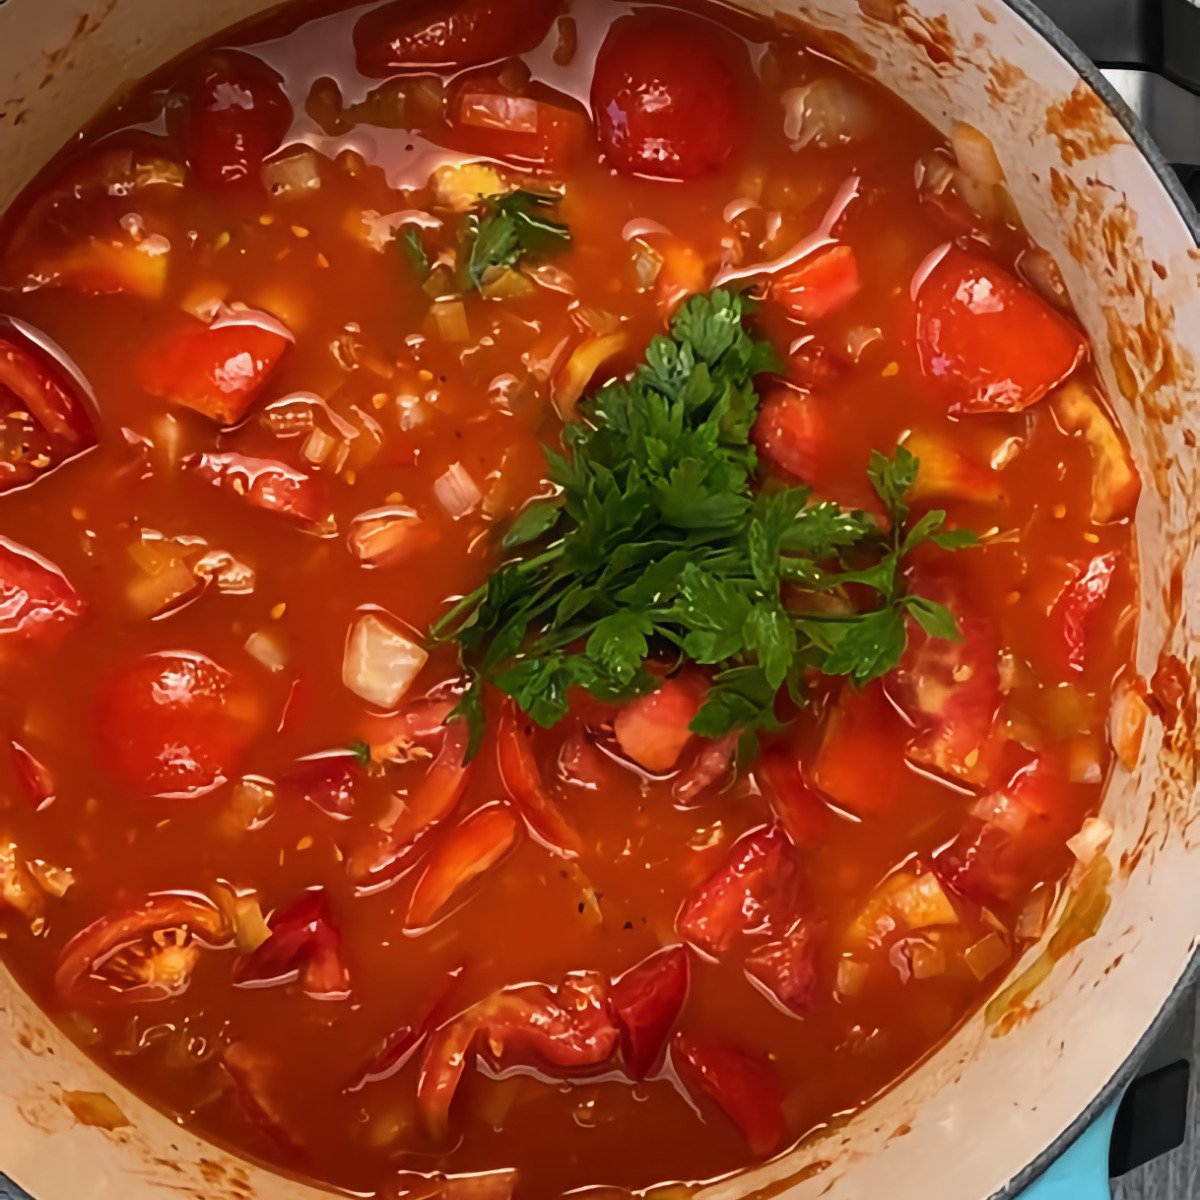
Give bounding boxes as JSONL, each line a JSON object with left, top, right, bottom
{"left": 0, "top": 0, "right": 1137, "bottom": 1197}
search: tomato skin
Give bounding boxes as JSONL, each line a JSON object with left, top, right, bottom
{"left": 757, "top": 748, "right": 828, "bottom": 847}
{"left": 54, "top": 893, "right": 229, "bottom": 1003}
{"left": 810, "top": 682, "right": 908, "bottom": 817}
{"left": 281, "top": 754, "right": 363, "bottom": 819}
{"left": 672, "top": 1031, "right": 788, "bottom": 1157}
{"left": 405, "top": 802, "right": 519, "bottom": 929}
{"left": 187, "top": 52, "right": 291, "bottom": 189}
{"left": 610, "top": 944, "right": 690, "bottom": 1079}
{"left": 417, "top": 971, "right": 617, "bottom": 1135}
{"left": 771, "top": 246, "right": 861, "bottom": 322}
{"left": 752, "top": 389, "right": 826, "bottom": 485}
{"left": 496, "top": 701, "right": 582, "bottom": 855}
{"left": 449, "top": 76, "right": 590, "bottom": 170}
{"left": 0, "top": 538, "right": 85, "bottom": 646}
{"left": 186, "top": 452, "right": 328, "bottom": 526}
{"left": 138, "top": 312, "right": 291, "bottom": 426}
{"left": 613, "top": 675, "right": 705, "bottom": 774}
{"left": 1051, "top": 552, "right": 1117, "bottom": 672}
{"left": 676, "top": 825, "right": 799, "bottom": 957}
{"left": 591, "top": 12, "right": 748, "bottom": 181}
{"left": 234, "top": 890, "right": 349, "bottom": 999}
{"left": 92, "top": 651, "right": 257, "bottom": 799}
{"left": 745, "top": 921, "right": 817, "bottom": 1014}
{"left": 915, "top": 246, "right": 1087, "bottom": 413}
{"left": 354, "top": 0, "right": 561, "bottom": 73}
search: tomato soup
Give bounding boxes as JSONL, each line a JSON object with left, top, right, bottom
{"left": 0, "top": 1, "right": 1140, "bottom": 1197}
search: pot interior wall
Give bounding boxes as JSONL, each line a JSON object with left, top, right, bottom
{"left": 1, "top": 2, "right": 1199, "bottom": 1199}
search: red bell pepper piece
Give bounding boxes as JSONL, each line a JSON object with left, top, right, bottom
{"left": 757, "top": 747, "right": 829, "bottom": 847}
{"left": 1050, "top": 552, "right": 1117, "bottom": 672}
{"left": 613, "top": 675, "right": 706, "bottom": 774}
{"left": 496, "top": 701, "right": 582, "bottom": 855}
{"left": 610, "top": 944, "right": 691, "bottom": 1079}
{"left": 745, "top": 920, "right": 818, "bottom": 1014}
{"left": 771, "top": 245, "right": 861, "bottom": 322}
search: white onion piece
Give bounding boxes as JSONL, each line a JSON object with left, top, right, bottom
{"left": 343, "top": 611, "right": 429, "bottom": 709}
{"left": 261, "top": 149, "right": 325, "bottom": 199}
{"left": 431, "top": 299, "right": 470, "bottom": 343}
{"left": 1066, "top": 815, "right": 1113, "bottom": 868}
{"left": 245, "top": 629, "right": 288, "bottom": 673}
{"left": 193, "top": 550, "right": 256, "bottom": 595}
{"left": 434, "top": 463, "right": 481, "bottom": 520}
{"left": 781, "top": 79, "right": 875, "bottom": 151}
{"left": 952, "top": 122, "right": 1005, "bottom": 186}
{"left": 348, "top": 506, "right": 425, "bottom": 566}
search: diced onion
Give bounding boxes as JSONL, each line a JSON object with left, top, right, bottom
{"left": 844, "top": 324, "right": 882, "bottom": 363}
{"left": 480, "top": 267, "right": 536, "bottom": 300}
{"left": 525, "top": 262, "right": 576, "bottom": 295}
{"left": 62, "top": 1092, "right": 130, "bottom": 1131}
{"left": 215, "top": 886, "right": 272, "bottom": 952}
{"left": 27, "top": 860, "right": 73, "bottom": 898}
{"left": 891, "top": 872, "right": 958, "bottom": 928}
{"left": 460, "top": 92, "right": 540, "bottom": 134}
{"left": 431, "top": 299, "right": 470, "bottom": 343}
{"left": 180, "top": 280, "right": 229, "bottom": 322}
{"left": 554, "top": 332, "right": 628, "bottom": 419}
{"left": 631, "top": 240, "right": 664, "bottom": 289}
{"left": 907, "top": 937, "right": 947, "bottom": 980}
{"left": 1066, "top": 735, "right": 1104, "bottom": 785}
{"left": 1066, "top": 815, "right": 1114, "bottom": 869}
{"left": 914, "top": 149, "right": 956, "bottom": 199}
{"left": 219, "top": 777, "right": 277, "bottom": 837}
{"left": 348, "top": 506, "right": 426, "bottom": 566}
{"left": 434, "top": 463, "right": 482, "bottom": 520}
{"left": 1109, "top": 679, "right": 1150, "bottom": 772}
{"left": 127, "top": 556, "right": 199, "bottom": 618}
{"left": 781, "top": 79, "right": 875, "bottom": 150}
{"left": 963, "top": 932, "right": 1009, "bottom": 981}
{"left": 302, "top": 426, "right": 345, "bottom": 469}
{"left": 261, "top": 149, "right": 325, "bottom": 200}
{"left": 971, "top": 790, "right": 1029, "bottom": 836}
{"left": 951, "top": 122, "right": 1005, "bottom": 186}
{"left": 836, "top": 957, "right": 869, "bottom": 997}
{"left": 573, "top": 306, "right": 622, "bottom": 337}
{"left": 1015, "top": 888, "right": 1052, "bottom": 942}
{"left": 1019, "top": 246, "right": 1071, "bottom": 309}
{"left": 343, "top": 611, "right": 429, "bottom": 709}
{"left": 193, "top": 550, "right": 256, "bottom": 595}
{"left": 245, "top": 629, "right": 289, "bottom": 674}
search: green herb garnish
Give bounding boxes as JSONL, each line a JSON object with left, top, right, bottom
{"left": 348, "top": 739, "right": 373, "bottom": 768}
{"left": 432, "top": 289, "right": 974, "bottom": 757}
{"left": 401, "top": 227, "right": 430, "bottom": 277}
{"left": 464, "top": 189, "right": 570, "bottom": 292}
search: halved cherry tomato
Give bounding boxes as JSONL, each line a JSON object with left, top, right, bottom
{"left": 281, "top": 754, "right": 363, "bottom": 819}
{"left": 497, "top": 701, "right": 582, "bottom": 855}
{"left": 234, "top": 890, "right": 349, "bottom": 999}
{"left": 11, "top": 740, "right": 54, "bottom": 810}
{"left": 0, "top": 327, "right": 97, "bottom": 492}
{"left": 591, "top": 12, "right": 749, "bottom": 180}
{"left": 757, "top": 748, "right": 828, "bottom": 847}
{"left": 405, "top": 803, "right": 519, "bottom": 929}
{"left": 354, "top": 0, "right": 561, "bottom": 73}
{"left": 672, "top": 733, "right": 738, "bottom": 803}
{"left": 745, "top": 920, "right": 818, "bottom": 1014}
{"left": 771, "top": 245, "right": 861, "bottom": 322}
{"left": 887, "top": 578, "right": 1004, "bottom": 788}
{"left": 672, "top": 1031, "right": 788, "bottom": 1157}
{"left": 613, "top": 676, "right": 705, "bottom": 774}
{"left": 222, "top": 1042, "right": 303, "bottom": 1152}
{"left": 915, "top": 247, "right": 1087, "bottom": 413}
{"left": 54, "top": 893, "right": 230, "bottom": 1003}
{"left": 185, "top": 452, "right": 328, "bottom": 526}
{"left": 417, "top": 971, "right": 617, "bottom": 1135}
{"left": 449, "top": 76, "right": 589, "bottom": 170}
{"left": 0, "top": 538, "right": 85, "bottom": 646}
{"left": 92, "top": 651, "right": 259, "bottom": 799}
{"left": 138, "top": 311, "right": 292, "bottom": 426}
{"left": 752, "top": 389, "right": 826, "bottom": 486}
{"left": 1051, "top": 552, "right": 1117, "bottom": 672}
{"left": 610, "top": 944, "right": 690, "bottom": 1079}
{"left": 187, "top": 52, "right": 292, "bottom": 189}
{"left": 676, "top": 824, "right": 799, "bottom": 957}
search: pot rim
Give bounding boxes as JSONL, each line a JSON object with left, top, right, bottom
{"left": 990, "top": 2, "right": 1200, "bottom": 1196}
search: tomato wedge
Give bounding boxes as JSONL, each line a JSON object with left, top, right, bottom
{"left": 139, "top": 310, "right": 292, "bottom": 426}
{"left": 771, "top": 245, "right": 861, "bottom": 322}
{"left": 610, "top": 945, "right": 690, "bottom": 1079}
{"left": 0, "top": 326, "right": 97, "bottom": 492}
{"left": 281, "top": 754, "right": 363, "bottom": 819}
{"left": 450, "top": 76, "right": 590, "bottom": 170}
{"left": 186, "top": 452, "right": 329, "bottom": 526}
{"left": 613, "top": 676, "right": 705, "bottom": 774}
{"left": 1050, "top": 552, "right": 1118, "bottom": 673}
{"left": 417, "top": 971, "right": 617, "bottom": 1135}
{"left": 354, "top": 0, "right": 561, "bottom": 73}
{"left": 752, "top": 389, "right": 827, "bottom": 486}
{"left": 55, "top": 893, "right": 230, "bottom": 1003}
{"left": 676, "top": 825, "right": 799, "bottom": 957}
{"left": 496, "top": 701, "right": 582, "bottom": 855}
{"left": 591, "top": 12, "right": 749, "bottom": 180}
{"left": 915, "top": 246, "right": 1087, "bottom": 413}
{"left": 672, "top": 1031, "right": 788, "bottom": 1157}
{"left": 0, "top": 537, "right": 85, "bottom": 647}
{"left": 405, "top": 803, "right": 519, "bottom": 929}
{"left": 92, "top": 651, "right": 260, "bottom": 799}
{"left": 234, "top": 890, "right": 350, "bottom": 999}
{"left": 757, "top": 748, "right": 829, "bottom": 847}
{"left": 187, "top": 52, "right": 292, "bottom": 189}
{"left": 745, "top": 921, "right": 818, "bottom": 1014}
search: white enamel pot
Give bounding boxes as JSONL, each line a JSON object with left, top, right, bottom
{"left": 2, "top": 2, "right": 1199, "bottom": 1199}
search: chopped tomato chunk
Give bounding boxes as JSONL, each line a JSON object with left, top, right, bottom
{"left": 613, "top": 675, "right": 705, "bottom": 774}
{"left": 676, "top": 824, "right": 799, "bottom": 957}
{"left": 610, "top": 945, "right": 690, "bottom": 1079}
{"left": 591, "top": 12, "right": 749, "bottom": 180}
{"left": 915, "top": 247, "right": 1087, "bottom": 413}
{"left": 281, "top": 754, "right": 363, "bottom": 818}
{"left": 450, "top": 77, "right": 589, "bottom": 169}
{"left": 757, "top": 747, "right": 828, "bottom": 847}
{"left": 92, "top": 651, "right": 260, "bottom": 799}
{"left": 187, "top": 52, "right": 292, "bottom": 189}
{"left": 771, "top": 245, "right": 861, "bottom": 322}
{"left": 0, "top": 538, "right": 85, "bottom": 647}
{"left": 904, "top": 430, "right": 1006, "bottom": 506}
{"left": 1052, "top": 381, "right": 1140, "bottom": 523}
{"left": 846, "top": 870, "right": 959, "bottom": 951}
{"left": 672, "top": 732, "right": 738, "bottom": 803}
{"left": 186, "top": 452, "right": 328, "bottom": 526}
{"left": 745, "top": 920, "right": 818, "bottom": 1014}
{"left": 752, "top": 389, "right": 826, "bottom": 485}
{"left": 1050, "top": 553, "right": 1118, "bottom": 673}
{"left": 405, "top": 803, "right": 519, "bottom": 929}
{"left": 354, "top": 0, "right": 561, "bottom": 73}
{"left": 234, "top": 890, "right": 349, "bottom": 998}
{"left": 496, "top": 701, "right": 582, "bottom": 855}
{"left": 672, "top": 1031, "right": 787, "bottom": 1157}
{"left": 417, "top": 972, "right": 617, "bottom": 1134}
{"left": 0, "top": 327, "right": 97, "bottom": 491}
{"left": 138, "top": 311, "right": 291, "bottom": 425}
{"left": 54, "top": 893, "right": 230, "bottom": 1003}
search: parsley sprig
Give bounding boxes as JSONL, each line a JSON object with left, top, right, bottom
{"left": 433, "top": 290, "right": 974, "bottom": 757}
{"left": 464, "top": 190, "right": 571, "bottom": 292}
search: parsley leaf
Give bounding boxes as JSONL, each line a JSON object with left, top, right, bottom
{"left": 401, "top": 227, "right": 430, "bottom": 277}
{"left": 348, "top": 739, "right": 372, "bottom": 767}
{"left": 465, "top": 190, "right": 571, "bottom": 292}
